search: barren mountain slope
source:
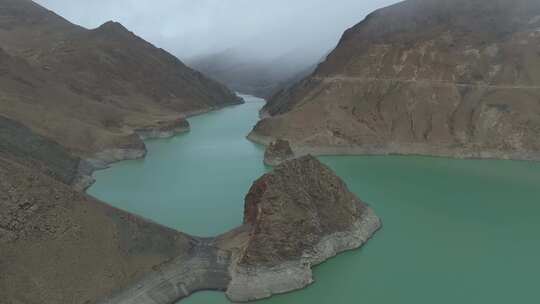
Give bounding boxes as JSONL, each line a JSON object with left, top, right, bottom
{"left": 0, "top": 0, "right": 241, "bottom": 158}
{"left": 0, "top": 150, "right": 195, "bottom": 304}
{"left": 251, "top": 0, "right": 540, "bottom": 160}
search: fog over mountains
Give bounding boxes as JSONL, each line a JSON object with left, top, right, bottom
{"left": 34, "top": 0, "right": 399, "bottom": 96}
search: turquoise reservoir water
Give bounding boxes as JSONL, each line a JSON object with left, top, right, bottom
{"left": 89, "top": 95, "right": 540, "bottom": 304}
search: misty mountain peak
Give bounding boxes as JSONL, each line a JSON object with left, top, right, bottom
{"left": 94, "top": 20, "right": 132, "bottom": 36}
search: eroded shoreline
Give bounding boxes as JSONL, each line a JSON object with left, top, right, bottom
{"left": 74, "top": 103, "right": 244, "bottom": 191}
{"left": 247, "top": 132, "right": 540, "bottom": 163}
{"left": 98, "top": 199, "right": 380, "bottom": 304}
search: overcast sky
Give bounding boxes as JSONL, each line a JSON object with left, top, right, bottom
{"left": 34, "top": 0, "right": 399, "bottom": 61}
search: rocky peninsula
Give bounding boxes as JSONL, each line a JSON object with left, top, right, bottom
{"left": 98, "top": 156, "right": 381, "bottom": 303}
{"left": 226, "top": 156, "right": 380, "bottom": 302}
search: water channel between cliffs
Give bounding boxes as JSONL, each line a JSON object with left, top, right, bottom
{"left": 89, "top": 95, "right": 540, "bottom": 304}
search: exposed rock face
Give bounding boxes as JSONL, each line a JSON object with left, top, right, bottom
{"left": 0, "top": 0, "right": 242, "bottom": 164}
{"left": 98, "top": 228, "right": 248, "bottom": 304}
{"left": 263, "top": 139, "right": 295, "bottom": 166}
{"left": 226, "top": 156, "right": 381, "bottom": 302}
{"left": 251, "top": 0, "right": 540, "bottom": 161}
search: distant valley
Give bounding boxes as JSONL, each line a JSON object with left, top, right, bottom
{"left": 187, "top": 45, "right": 327, "bottom": 99}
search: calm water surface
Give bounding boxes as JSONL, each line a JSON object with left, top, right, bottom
{"left": 89, "top": 95, "right": 540, "bottom": 304}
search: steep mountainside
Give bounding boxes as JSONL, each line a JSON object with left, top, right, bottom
{"left": 251, "top": 0, "right": 540, "bottom": 161}
{"left": 0, "top": 149, "right": 195, "bottom": 304}
{"left": 0, "top": 0, "right": 241, "bottom": 161}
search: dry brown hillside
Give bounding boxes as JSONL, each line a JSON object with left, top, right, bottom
{"left": 0, "top": 148, "right": 196, "bottom": 303}
{"left": 252, "top": 0, "right": 540, "bottom": 161}
{"left": 0, "top": 0, "right": 241, "bottom": 159}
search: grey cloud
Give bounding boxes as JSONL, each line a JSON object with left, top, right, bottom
{"left": 34, "top": 0, "right": 399, "bottom": 62}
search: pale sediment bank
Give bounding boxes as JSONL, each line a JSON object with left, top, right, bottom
{"left": 98, "top": 226, "right": 248, "bottom": 304}
{"left": 226, "top": 208, "right": 381, "bottom": 302}
{"left": 73, "top": 147, "right": 148, "bottom": 191}
{"left": 99, "top": 237, "right": 233, "bottom": 304}
{"left": 99, "top": 209, "right": 381, "bottom": 304}
{"left": 247, "top": 132, "right": 540, "bottom": 162}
